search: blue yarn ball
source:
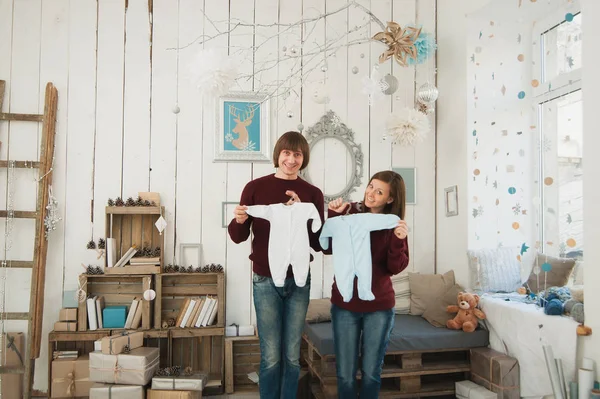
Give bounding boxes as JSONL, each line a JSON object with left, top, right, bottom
{"left": 544, "top": 299, "right": 564, "bottom": 316}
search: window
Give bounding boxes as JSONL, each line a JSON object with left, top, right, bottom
{"left": 533, "top": 2, "right": 583, "bottom": 264}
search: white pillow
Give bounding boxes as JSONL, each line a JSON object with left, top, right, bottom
{"left": 467, "top": 248, "right": 522, "bottom": 293}
{"left": 392, "top": 271, "right": 410, "bottom": 314}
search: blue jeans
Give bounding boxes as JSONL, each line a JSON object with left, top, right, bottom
{"left": 253, "top": 272, "right": 310, "bottom": 399}
{"left": 331, "top": 304, "right": 394, "bottom": 399}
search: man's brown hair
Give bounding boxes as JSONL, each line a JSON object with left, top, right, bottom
{"left": 272, "top": 131, "right": 311, "bottom": 170}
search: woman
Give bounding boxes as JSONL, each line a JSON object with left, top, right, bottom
{"left": 326, "top": 170, "right": 409, "bottom": 399}
{"left": 228, "top": 131, "right": 324, "bottom": 399}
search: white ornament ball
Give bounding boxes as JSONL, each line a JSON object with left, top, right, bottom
{"left": 416, "top": 82, "right": 439, "bottom": 104}
{"left": 143, "top": 289, "right": 157, "bottom": 301}
{"left": 172, "top": 104, "right": 181, "bottom": 114}
{"left": 287, "top": 111, "right": 294, "bottom": 118}
{"left": 382, "top": 75, "right": 399, "bottom": 95}
{"left": 321, "top": 64, "right": 328, "bottom": 72}
{"left": 352, "top": 66, "right": 359, "bottom": 74}
{"left": 297, "top": 123, "right": 304, "bottom": 131}
{"left": 290, "top": 46, "right": 298, "bottom": 55}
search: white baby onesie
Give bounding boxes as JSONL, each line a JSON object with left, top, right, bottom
{"left": 246, "top": 203, "right": 322, "bottom": 287}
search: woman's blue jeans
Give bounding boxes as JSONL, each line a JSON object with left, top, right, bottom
{"left": 331, "top": 304, "right": 394, "bottom": 399}
{"left": 253, "top": 272, "right": 310, "bottom": 399}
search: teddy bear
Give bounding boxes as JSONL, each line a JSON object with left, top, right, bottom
{"left": 446, "top": 292, "right": 486, "bottom": 333}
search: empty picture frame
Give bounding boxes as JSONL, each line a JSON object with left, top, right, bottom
{"left": 445, "top": 185, "right": 459, "bottom": 217}
{"left": 221, "top": 201, "right": 239, "bottom": 228}
{"left": 392, "top": 167, "right": 417, "bottom": 205}
{"left": 179, "top": 243, "right": 202, "bottom": 267}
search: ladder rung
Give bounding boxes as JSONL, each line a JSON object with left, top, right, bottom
{"left": 0, "top": 210, "right": 37, "bottom": 219}
{"left": 0, "top": 160, "right": 40, "bottom": 168}
{"left": 0, "top": 366, "right": 25, "bottom": 374}
{"left": 0, "top": 112, "right": 43, "bottom": 122}
{"left": 1, "top": 312, "right": 28, "bottom": 320}
{"left": 0, "top": 260, "right": 33, "bottom": 268}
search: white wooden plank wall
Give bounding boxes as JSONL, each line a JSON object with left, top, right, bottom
{"left": 0, "top": 0, "right": 437, "bottom": 391}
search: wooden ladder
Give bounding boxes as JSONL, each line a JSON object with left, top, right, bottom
{"left": 0, "top": 79, "right": 58, "bottom": 398}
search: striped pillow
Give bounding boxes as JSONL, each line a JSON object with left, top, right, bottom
{"left": 392, "top": 272, "right": 411, "bottom": 314}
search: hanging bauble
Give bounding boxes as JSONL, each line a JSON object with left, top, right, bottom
{"left": 321, "top": 64, "right": 328, "bottom": 72}
{"left": 352, "top": 66, "right": 359, "bottom": 74}
{"left": 297, "top": 123, "right": 304, "bottom": 132}
{"left": 416, "top": 82, "right": 439, "bottom": 104}
{"left": 143, "top": 289, "right": 157, "bottom": 301}
{"left": 382, "top": 74, "right": 399, "bottom": 95}
{"left": 172, "top": 104, "right": 181, "bottom": 114}
{"left": 287, "top": 111, "right": 294, "bottom": 118}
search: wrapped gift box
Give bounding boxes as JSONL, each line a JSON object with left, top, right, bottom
{"left": 95, "top": 339, "right": 102, "bottom": 351}
{"left": 103, "top": 306, "right": 128, "bottom": 328}
{"left": 51, "top": 354, "right": 95, "bottom": 398}
{"left": 147, "top": 390, "right": 201, "bottom": 399}
{"left": 90, "top": 347, "right": 159, "bottom": 385}
{"left": 2, "top": 332, "right": 23, "bottom": 399}
{"left": 102, "top": 331, "right": 144, "bottom": 355}
{"left": 89, "top": 383, "right": 145, "bottom": 399}
{"left": 54, "top": 322, "right": 77, "bottom": 332}
{"left": 59, "top": 308, "right": 78, "bottom": 322}
{"left": 470, "top": 347, "right": 520, "bottom": 399}
{"left": 456, "top": 380, "right": 497, "bottom": 399}
{"left": 151, "top": 373, "right": 208, "bottom": 391}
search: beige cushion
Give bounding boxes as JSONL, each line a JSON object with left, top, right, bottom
{"left": 526, "top": 254, "right": 576, "bottom": 293}
{"left": 422, "top": 284, "right": 465, "bottom": 327}
{"left": 392, "top": 271, "right": 410, "bottom": 314}
{"left": 409, "top": 270, "right": 455, "bottom": 316}
{"left": 305, "top": 298, "right": 331, "bottom": 323}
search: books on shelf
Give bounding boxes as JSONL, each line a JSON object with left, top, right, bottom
{"left": 85, "top": 295, "right": 143, "bottom": 330}
{"left": 113, "top": 245, "right": 138, "bottom": 268}
{"left": 174, "top": 296, "right": 218, "bottom": 328}
{"left": 130, "top": 257, "right": 160, "bottom": 265}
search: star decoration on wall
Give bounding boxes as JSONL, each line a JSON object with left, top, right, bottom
{"left": 373, "top": 21, "right": 421, "bottom": 66}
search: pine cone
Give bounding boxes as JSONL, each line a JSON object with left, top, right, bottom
{"left": 115, "top": 197, "right": 125, "bottom": 206}
{"left": 86, "top": 240, "right": 96, "bottom": 249}
{"left": 167, "top": 318, "right": 176, "bottom": 327}
{"left": 195, "top": 266, "right": 202, "bottom": 273}
{"left": 94, "top": 266, "right": 104, "bottom": 275}
{"left": 209, "top": 264, "right": 217, "bottom": 272}
{"left": 164, "top": 264, "right": 173, "bottom": 273}
{"left": 98, "top": 238, "right": 106, "bottom": 249}
{"left": 86, "top": 265, "right": 95, "bottom": 274}
{"left": 184, "top": 366, "right": 193, "bottom": 376}
{"left": 173, "top": 265, "right": 180, "bottom": 272}
{"left": 172, "top": 365, "right": 182, "bottom": 376}
{"left": 215, "top": 264, "right": 224, "bottom": 272}
{"left": 126, "top": 197, "right": 136, "bottom": 206}
{"left": 123, "top": 344, "right": 131, "bottom": 354}
{"left": 151, "top": 247, "right": 161, "bottom": 257}
{"left": 107, "top": 198, "right": 115, "bottom": 206}
{"left": 202, "top": 265, "right": 210, "bottom": 273}
{"left": 143, "top": 200, "right": 151, "bottom": 206}
{"left": 136, "top": 196, "right": 144, "bottom": 206}
{"left": 186, "top": 266, "right": 193, "bottom": 273}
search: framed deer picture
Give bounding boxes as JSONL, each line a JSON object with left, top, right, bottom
{"left": 215, "top": 92, "right": 272, "bottom": 162}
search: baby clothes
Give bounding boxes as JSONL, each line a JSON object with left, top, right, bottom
{"left": 320, "top": 213, "right": 400, "bottom": 302}
{"left": 246, "top": 202, "right": 322, "bottom": 287}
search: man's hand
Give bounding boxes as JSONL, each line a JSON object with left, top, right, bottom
{"left": 285, "top": 190, "right": 301, "bottom": 205}
{"left": 233, "top": 205, "right": 249, "bottom": 224}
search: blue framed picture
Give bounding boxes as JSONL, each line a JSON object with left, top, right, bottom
{"left": 215, "top": 92, "right": 272, "bottom": 162}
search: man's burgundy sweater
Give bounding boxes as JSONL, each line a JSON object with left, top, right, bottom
{"left": 327, "top": 203, "right": 410, "bottom": 313}
{"left": 227, "top": 174, "right": 325, "bottom": 279}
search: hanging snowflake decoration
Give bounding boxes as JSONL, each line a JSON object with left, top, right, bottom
{"left": 188, "top": 48, "right": 239, "bottom": 98}
{"left": 240, "top": 140, "right": 257, "bottom": 151}
{"left": 44, "top": 186, "right": 62, "bottom": 239}
{"left": 361, "top": 65, "right": 389, "bottom": 106}
{"left": 384, "top": 107, "right": 430, "bottom": 146}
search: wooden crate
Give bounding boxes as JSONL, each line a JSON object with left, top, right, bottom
{"left": 155, "top": 273, "right": 225, "bottom": 330}
{"left": 104, "top": 206, "right": 164, "bottom": 274}
{"left": 169, "top": 332, "right": 225, "bottom": 395}
{"left": 77, "top": 274, "right": 153, "bottom": 331}
{"left": 303, "top": 335, "right": 470, "bottom": 398}
{"left": 225, "top": 335, "right": 260, "bottom": 394}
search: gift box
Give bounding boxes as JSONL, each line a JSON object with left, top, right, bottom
{"left": 147, "top": 390, "right": 201, "bottom": 399}
{"left": 95, "top": 339, "right": 102, "bottom": 351}
{"left": 470, "top": 347, "right": 520, "bottom": 399}
{"left": 102, "top": 331, "right": 144, "bottom": 355}
{"left": 51, "top": 354, "right": 95, "bottom": 398}
{"left": 456, "top": 380, "right": 497, "bottom": 399}
{"left": 90, "top": 347, "right": 159, "bottom": 385}
{"left": 151, "top": 373, "right": 208, "bottom": 391}
{"left": 2, "top": 333, "right": 24, "bottom": 399}
{"left": 59, "top": 308, "right": 78, "bottom": 322}
{"left": 89, "top": 383, "right": 145, "bottom": 399}
{"left": 103, "top": 306, "right": 128, "bottom": 328}
{"left": 54, "top": 321, "right": 77, "bottom": 332}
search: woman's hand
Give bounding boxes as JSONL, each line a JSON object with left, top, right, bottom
{"left": 328, "top": 197, "right": 348, "bottom": 213}
{"left": 233, "top": 205, "right": 249, "bottom": 224}
{"left": 285, "top": 190, "right": 301, "bottom": 205}
{"left": 394, "top": 220, "right": 408, "bottom": 239}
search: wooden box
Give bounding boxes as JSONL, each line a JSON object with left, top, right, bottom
{"left": 154, "top": 273, "right": 225, "bottom": 330}
{"left": 78, "top": 274, "right": 153, "bottom": 331}
{"left": 225, "top": 335, "right": 260, "bottom": 394}
{"left": 104, "top": 206, "right": 164, "bottom": 274}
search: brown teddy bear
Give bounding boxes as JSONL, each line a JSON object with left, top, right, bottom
{"left": 446, "top": 292, "right": 486, "bottom": 333}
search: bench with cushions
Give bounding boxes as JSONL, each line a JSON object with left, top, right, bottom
{"left": 303, "top": 311, "right": 489, "bottom": 397}
{"left": 303, "top": 269, "right": 490, "bottom": 398}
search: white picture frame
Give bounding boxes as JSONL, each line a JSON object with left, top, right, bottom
{"left": 445, "top": 185, "right": 459, "bottom": 217}
{"left": 179, "top": 243, "right": 202, "bottom": 267}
